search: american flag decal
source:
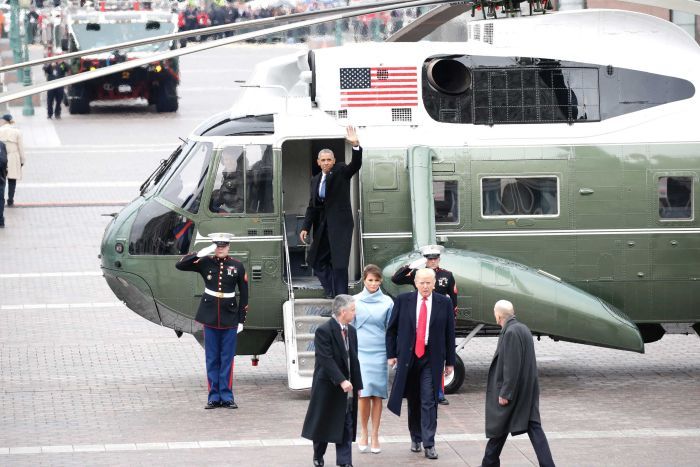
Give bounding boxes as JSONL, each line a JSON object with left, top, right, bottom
{"left": 339, "top": 67, "right": 418, "bottom": 108}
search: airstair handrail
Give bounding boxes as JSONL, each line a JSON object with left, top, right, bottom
{"left": 281, "top": 211, "right": 295, "bottom": 302}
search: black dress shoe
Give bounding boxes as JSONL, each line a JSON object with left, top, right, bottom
{"left": 424, "top": 446, "right": 438, "bottom": 459}
{"left": 204, "top": 401, "right": 220, "bottom": 409}
{"left": 438, "top": 397, "right": 450, "bottom": 405}
{"left": 221, "top": 401, "right": 238, "bottom": 409}
{"left": 410, "top": 441, "right": 421, "bottom": 452}
{"left": 312, "top": 458, "right": 324, "bottom": 466}
{"left": 337, "top": 464, "right": 353, "bottom": 467}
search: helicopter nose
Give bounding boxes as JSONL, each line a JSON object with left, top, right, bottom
{"left": 102, "top": 269, "right": 162, "bottom": 326}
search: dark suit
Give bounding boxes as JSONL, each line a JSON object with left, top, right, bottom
{"left": 302, "top": 318, "right": 363, "bottom": 465}
{"left": 386, "top": 292, "right": 456, "bottom": 448}
{"left": 302, "top": 147, "right": 362, "bottom": 296}
{"left": 482, "top": 316, "right": 554, "bottom": 467}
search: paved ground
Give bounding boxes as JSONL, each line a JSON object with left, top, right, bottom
{"left": 1, "top": 41, "right": 700, "bottom": 467}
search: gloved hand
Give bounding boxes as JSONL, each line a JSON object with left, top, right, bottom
{"left": 196, "top": 244, "right": 216, "bottom": 258}
{"left": 408, "top": 257, "right": 427, "bottom": 270}
{"left": 237, "top": 323, "right": 244, "bottom": 334}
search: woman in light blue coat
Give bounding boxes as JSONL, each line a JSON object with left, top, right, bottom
{"left": 353, "top": 264, "right": 393, "bottom": 454}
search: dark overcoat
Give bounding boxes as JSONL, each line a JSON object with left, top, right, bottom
{"left": 175, "top": 254, "right": 248, "bottom": 329}
{"left": 485, "top": 316, "right": 541, "bottom": 438}
{"left": 385, "top": 291, "right": 456, "bottom": 416}
{"left": 301, "top": 147, "right": 362, "bottom": 269}
{"left": 301, "top": 318, "right": 363, "bottom": 444}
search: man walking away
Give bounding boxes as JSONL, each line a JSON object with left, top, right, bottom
{"left": 481, "top": 300, "right": 555, "bottom": 467}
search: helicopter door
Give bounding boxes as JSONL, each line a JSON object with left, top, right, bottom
{"left": 280, "top": 138, "right": 359, "bottom": 292}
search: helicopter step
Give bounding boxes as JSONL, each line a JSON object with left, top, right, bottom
{"left": 282, "top": 298, "right": 334, "bottom": 390}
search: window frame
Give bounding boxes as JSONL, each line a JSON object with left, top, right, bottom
{"left": 433, "top": 179, "right": 460, "bottom": 225}
{"left": 657, "top": 174, "right": 695, "bottom": 223}
{"left": 206, "top": 143, "right": 275, "bottom": 217}
{"left": 480, "top": 174, "right": 561, "bottom": 219}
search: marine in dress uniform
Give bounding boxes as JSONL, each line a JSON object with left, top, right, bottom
{"left": 391, "top": 244, "right": 458, "bottom": 405}
{"left": 176, "top": 233, "right": 249, "bottom": 409}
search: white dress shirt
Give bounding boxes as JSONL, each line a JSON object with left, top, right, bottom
{"left": 415, "top": 293, "right": 432, "bottom": 345}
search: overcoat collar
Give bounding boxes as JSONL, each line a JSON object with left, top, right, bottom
{"left": 330, "top": 317, "right": 350, "bottom": 371}
{"left": 494, "top": 316, "right": 517, "bottom": 357}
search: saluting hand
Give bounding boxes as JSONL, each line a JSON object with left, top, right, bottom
{"left": 196, "top": 244, "right": 216, "bottom": 258}
{"left": 346, "top": 126, "right": 359, "bottom": 147}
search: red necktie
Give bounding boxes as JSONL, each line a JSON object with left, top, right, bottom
{"left": 415, "top": 297, "right": 427, "bottom": 358}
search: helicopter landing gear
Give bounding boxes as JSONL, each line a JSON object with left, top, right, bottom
{"left": 155, "top": 81, "right": 178, "bottom": 113}
{"left": 444, "top": 354, "right": 465, "bottom": 394}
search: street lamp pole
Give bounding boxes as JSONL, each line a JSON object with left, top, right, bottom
{"left": 9, "top": 0, "right": 35, "bottom": 116}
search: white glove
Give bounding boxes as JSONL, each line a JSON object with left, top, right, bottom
{"left": 237, "top": 323, "right": 244, "bottom": 334}
{"left": 196, "top": 244, "right": 216, "bottom": 258}
{"left": 408, "top": 257, "right": 427, "bottom": 270}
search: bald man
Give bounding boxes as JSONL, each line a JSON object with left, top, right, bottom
{"left": 481, "top": 300, "right": 555, "bottom": 467}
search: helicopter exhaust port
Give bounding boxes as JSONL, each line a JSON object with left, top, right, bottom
{"left": 426, "top": 58, "right": 472, "bottom": 96}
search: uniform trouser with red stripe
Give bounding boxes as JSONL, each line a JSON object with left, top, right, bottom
{"left": 203, "top": 325, "right": 238, "bottom": 403}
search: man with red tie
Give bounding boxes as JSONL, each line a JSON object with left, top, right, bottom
{"left": 386, "top": 268, "right": 456, "bottom": 460}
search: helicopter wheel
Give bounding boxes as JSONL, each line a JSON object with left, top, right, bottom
{"left": 444, "top": 354, "right": 465, "bottom": 394}
{"left": 155, "top": 82, "right": 179, "bottom": 113}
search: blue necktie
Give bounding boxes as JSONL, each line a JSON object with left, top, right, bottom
{"left": 319, "top": 174, "right": 326, "bottom": 199}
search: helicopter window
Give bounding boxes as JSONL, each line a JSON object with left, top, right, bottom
{"left": 481, "top": 176, "right": 559, "bottom": 217}
{"left": 658, "top": 176, "right": 693, "bottom": 220}
{"left": 434, "top": 180, "right": 458, "bottom": 223}
{"left": 128, "top": 201, "right": 194, "bottom": 256}
{"left": 159, "top": 142, "right": 213, "bottom": 214}
{"left": 209, "top": 145, "right": 274, "bottom": 215}
{"left": 71, "top": 22, "right": 177, "bottom": 53}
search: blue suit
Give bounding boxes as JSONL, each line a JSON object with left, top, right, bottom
{"left": 386, "top": 291, "right": 456, "bottom": 448}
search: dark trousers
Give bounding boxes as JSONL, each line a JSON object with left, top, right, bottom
{"left": 203, "top": 326, "right": 238, "bottom": 403}
{"left": 47, "top": 88, "right": 64, "bottom": 118}
{"left": 406, "top": 355, "right": 437, "bottom": 448}
{"left": 6, "top": 178, "right": 16, "bottom": 203}
{"left": 313, "top": 230, "right": 348, "bottom": 297}
{"left": 313, "top": 398, "right": 353, "bottom": 465}
{"left": 481, "top": 420, "right": 555, "bottom": 467}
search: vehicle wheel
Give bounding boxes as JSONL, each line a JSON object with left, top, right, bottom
{"left": 444, "top": 354, "right": 465, "bottom": 394}
{"left": 68, "top": 97, "right": 90, "bottom": 114}
{"left": 156, "top": 82, "right": 178, "bottom": 113}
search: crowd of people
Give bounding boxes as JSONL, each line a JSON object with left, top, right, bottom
{"left": 177, "top": 1, "right": 425, "bottom": 45}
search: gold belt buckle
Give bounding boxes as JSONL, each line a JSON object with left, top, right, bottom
{"left": 216, "top": 291, "right": 224, "bottom": 298}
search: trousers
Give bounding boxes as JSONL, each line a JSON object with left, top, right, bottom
{"left": 47, "top": 88, "right": 64, "bottom": 118}
{"left": 313, "top": 229, "right": 348, "bottom": 297}
{"left": 407, "top": 354, "right": 437, "bottom": 448}
{"left": 481, "top": 420, "right": 555, "bottom": 467}
{"left": 313, "top": 398, "right": 353, "bottom": 465}
{"left": 203, "top": 326, "right": 238, "bottom": 403}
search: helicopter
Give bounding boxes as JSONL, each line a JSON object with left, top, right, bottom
{"left": 2, "top": 0, "right": 700, "bottom": 394}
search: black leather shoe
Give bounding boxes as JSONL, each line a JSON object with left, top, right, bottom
{"left": 438, "top": 397, "right": 450, "bottom": 405}
{"left": 337, "top": 464, "right": 353, "bottom": 467}
{"left": 204, "top": 401, "right": 220, "bottom": 409}
{"left": 221, "top": 401, "right": 238, "bottom": 409}
{"left": 424, "top": 446, "right": 438, "bottom": 459}
{"left": 410, "top": 441, "right": 421, "bottom": 452}
{"left": 312, "top": 458, "right": 324, "bottom": 466}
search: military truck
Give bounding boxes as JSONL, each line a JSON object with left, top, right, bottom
{"left": 61, "top": 8, "right": 179, "bottom": 113}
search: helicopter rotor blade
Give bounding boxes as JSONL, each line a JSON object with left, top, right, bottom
{"left": 0, "top": 0, "right": 466, "bottom": 105}
{"left": 0, "top": 0, "right": 450, "bottom": 74}
{"left": 614, "top": 0, "right": 700, "bottom": 15}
